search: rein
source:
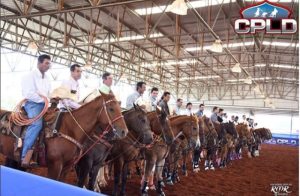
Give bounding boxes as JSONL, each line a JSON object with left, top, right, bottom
{"left": 60, "top": 96, "right": 124, "bottom": 166}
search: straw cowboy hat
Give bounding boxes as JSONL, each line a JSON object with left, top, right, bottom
{"left": 50, "top": 86, "right": 77, "bottom": 101}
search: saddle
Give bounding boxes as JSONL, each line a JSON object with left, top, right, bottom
{"left": 0, "top": 105, "right": 65, "bottom": 167}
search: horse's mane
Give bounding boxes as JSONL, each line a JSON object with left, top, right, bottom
{"left": 169, "top": 115, "right": 198, "bottom": 123}
{"left": 71, "top": 93, "right": 115, "bottom": 114}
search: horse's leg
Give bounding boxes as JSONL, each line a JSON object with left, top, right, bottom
{"left": 88, "top": 163, "right": 101, "bottom": 191}
{"left": 165, "top": 155, "right": 173, "bottom": 185}
{"left": 155, "top": 159, "right": 166, "bottom": 196}
{"left": 135, "top": 160, "right": 142, "bottom": 176}
{"left": 59, "top": 165, "right": 73, "bottom": 182}
{"left": 113, "top": 159, "right": 122, "bottom": 196}
{"left": 141, "top": 157, "right": 155, "bottom": 196}
{"left": 5, "top": 158, "right": 26, "bottom": 171}
{"left": 76, "top": 158, "right": 92, "bottom": 188}
{"left": 47, "top": 160, "right": 63, "bottom": 180}
{"left": 120, "top": 162, "right": 129, "bottom": 196}
{"left": 192, "top": 147, "right": 200, "bottom": 173}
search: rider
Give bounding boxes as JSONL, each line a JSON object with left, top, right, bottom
{"left": 99, "top": 72, "right": 113, "bottom": 94}
{"left": 58, "top": 64, "right": 82, "bottom": 110}
{"left": 210, "top": 106, "right": 219, "bottom": 124}
{"left": 217, "top": 108, "right": 224, "bottom": 123}
{"left": 126, "top": 81, "right": 146, "bottom": 109}
{"left": 148, "top": 87, "right": 159, "bottom": 111}
{"left": 158, "top": 91, "right": 171, "bottom": 115}
{"left": 172, "top": 98, "right": 183, "bottom": 115}
{"left": 21, "top": 54, "right": 51, "bottom": 167}
{"left": 195, "top": 103, "right": 204, "bottom": 118}
{"left": 185, "top": 102, "right": 194, "bottom": 115}
{"left": 211, "top": 106, "right": 226, "bottom": 143}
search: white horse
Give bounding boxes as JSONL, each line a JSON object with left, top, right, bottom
{"left": 254, "top": 8, "right": 261, "bottom": 17}
{"left": 261, "top": 12, "right": 268, "bottom": 17}
{"left": 269, "top": 8, "right": 278, "bottom": 18}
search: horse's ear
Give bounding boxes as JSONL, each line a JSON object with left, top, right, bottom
{"left": 133, "top": 103, "right": 137, "bottom": 110}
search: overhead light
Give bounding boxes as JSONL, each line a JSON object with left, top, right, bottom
{"left": 185, "top": 40, "right": 298, "bottom": 52}
{"left": 135, "top": 0, "right": 236, "bottom": 15}
{"left": 186, "top": 41, "right": 254, "bottom": 52}
{"left": 227, "top": 42, "right": 255, "bottom": 48}
{"left": 231, "top": 63, "right": 242, "bottom": 73}
{"left": 166, "top": 0, "right": 188, "bottom": 15}
{"left": 228, "top": 77, "right": 297, "bottom": 82}
{"left": 178, "top": 75, "right": 220, "bottom": 81}
{"left": 254, "top": 85, "right": 260, "bottom": 93}
{"left": 209, "top": 39, "right": 223, "bottom": 53}
{"left": 244, "top": 76, "right": 252, "bottom": 84}
{"left": 28, "top": 41, "right": 38, "bottom": 53}
{"left": 255, "top": 63, "right": 299, "bottom": 69}
{"left": 262, "top": 41, "right": 299, "bottom": 48}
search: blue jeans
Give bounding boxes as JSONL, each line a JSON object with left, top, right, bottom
{"left": 21, "top": 101, "right": 45, "bottom": 160}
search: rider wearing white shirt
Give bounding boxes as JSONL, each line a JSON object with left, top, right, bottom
{"left": 21, "top": 54, "right": 51, "bottom": 167}
{"left": 185, "top": 102, "right": 194, "bottom": 115}
{"left": 59, "top": 64, "right": 82, "bottom": 110}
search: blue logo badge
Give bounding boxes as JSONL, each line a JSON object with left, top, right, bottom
{"left": 241, "top": 0, "right": 291, "bottom": 19}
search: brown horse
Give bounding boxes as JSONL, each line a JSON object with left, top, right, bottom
{"left": 104, "top": 104, "right": 154, "bottom": 196}
{"left": 160, "top": 115, "right": 200, "bottom": 186}
{"left": 235, "top": 124, "right": 253, "bottom": 159}
{"left": 141, "top": 108, "right": 174, "bottom": 196}
{"left": 213, "top": 121, "right": 237, "bottom": 168}
{"left": 75, "top": 104, "right": 153, "bottom": 193}
{"left": 0, "top": 93, "right": 128, "bottom": 181}
{"left": 249, "top": 127, "right": 272, "bottom": 157}
{"left": 198, "top": 115, "right": 218, "bottom": 171}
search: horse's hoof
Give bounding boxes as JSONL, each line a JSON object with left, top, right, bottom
{"left": 166, "top": 180, "right": 174, "bottom": 186}
{"left": 193, "top": 168, "right": 200, "bottom": 173}
{"left": 205, "top": 167, "right": 209, "bottom": 171}
{"left": 148, "top": 184, "right": 156, "bottom": 190}
{"left": 160, "top": 181, "right": 166, "bottom": 188}
{"left": 210, "top": 166, "right": 215, "bottom": 171}
{"left": 157, "top": 191, "right": 166, "bottom": 196}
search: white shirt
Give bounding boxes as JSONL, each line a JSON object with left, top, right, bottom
{"left": 22, "top": 69, "right": 51, "bottom": 103}
{"left": 59, "top": 77, "right": 81, "bottom": 109}
{"left": 172, "top": 106, "right": 183, "bottom": 115}
{"left": 185, "top": 109, "right": 194, "bottom": 116}
{"left": 126, "top": 91, "right": 142, "bottom": 109}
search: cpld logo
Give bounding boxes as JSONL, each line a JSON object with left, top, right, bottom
{"left": 235, "top": 0, "right": 297, "bottom": 34}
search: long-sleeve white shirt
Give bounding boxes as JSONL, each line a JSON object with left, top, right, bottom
{"left": 59, "top": 77, "right": 81, "bottom": 109}
{"left": 22, "top": 69, "right": 51, "bottom": 103}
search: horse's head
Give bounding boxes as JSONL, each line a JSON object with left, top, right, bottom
{"left": 147, "top": 110, "right": 162, "bottom": 135}
{"left": 123, "top": 104, "right": 153, "bottom": 145}
{"left": 156, "top": 106, "right": 174, "bottom": 145}
{"left": 239, "top": 124, "right": 254, "bottom": 147}
{"left": 98, "top": 93, "right": 128, "bottom": 139}
{"left": 264, "top": 128, "right": 272, "bottom": 140}
{"left": 225, "top": 121, "right": 238, "bottom": 139}
{"left": 175, "top": 115, "right": 200, "bottom": 149}
{"left": 203, "top": 115, "right": 218, "bottom": 138}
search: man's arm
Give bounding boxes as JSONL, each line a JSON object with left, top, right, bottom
{"left": 22, "top": 74, "right": 44, "bottom": 103}
{"left": 126, "top": 94, "right": 134, "bottom": 109}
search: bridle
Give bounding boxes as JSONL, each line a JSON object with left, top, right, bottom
{"left": 65, "top": 95, "right": 125, "bottom": 165}
{"left": 202, "top": 117, "right": 218, "bottom": 148}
